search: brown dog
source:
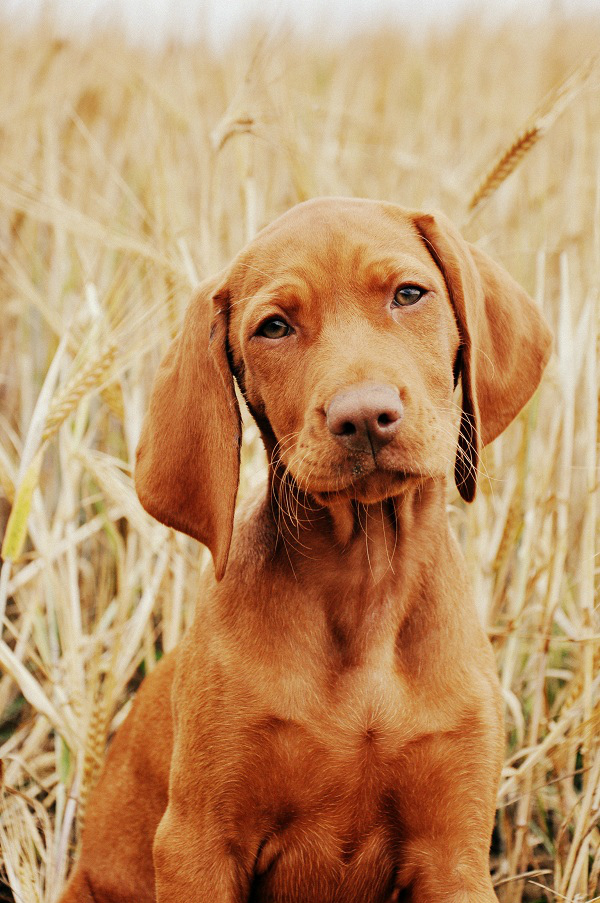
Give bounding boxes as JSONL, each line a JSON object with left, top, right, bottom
{"left": 60, "top": 198, "right": 552, "bottom": 903}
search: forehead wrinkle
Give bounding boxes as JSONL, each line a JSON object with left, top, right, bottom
{"left": 357, "top": 252, "right": 439, "bottom": 288}
{"left": 254, "top": 260, "right": 337, "bottom": 314}
{"left": 236, "top": 247, "right": 321, "bottom": 290}
{"left": 246, "top": 289, "right": 306, "bottom": 320}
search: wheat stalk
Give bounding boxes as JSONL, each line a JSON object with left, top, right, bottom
{"left": 42, "top": 344, "right": 118, "bottom": 443}
{"left": 468, "top": 55, "right": 598, "bottom": 214}
{"left": 78, "top": 679, "right": 110, "bottom": 832}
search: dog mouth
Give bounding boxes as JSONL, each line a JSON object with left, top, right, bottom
{"left": 316, "top": 469, "right": 418, "bottom": 503}
{"left": 273, "top": 435, "right": 428, "bottom": 502}
{"left": 289, "top": 462, "right": 420, "bottom": 504}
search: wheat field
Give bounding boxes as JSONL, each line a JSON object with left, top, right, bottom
{"left": 0, "top": 11, "right": 599, "bottom": 902}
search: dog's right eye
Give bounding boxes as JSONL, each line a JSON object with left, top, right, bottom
{"left": 257, "top": 318, "right": 292, "bottom": 339}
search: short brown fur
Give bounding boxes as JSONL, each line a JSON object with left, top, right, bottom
{"left": 60, "top": 198, "right": 552, "bottom": 903}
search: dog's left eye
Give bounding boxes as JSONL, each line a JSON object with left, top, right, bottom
{"left": 257, "top": 318, "right": 292, "bottom": 339}
{"left": 392, "top": 285, "right": 426, "bottom": 307}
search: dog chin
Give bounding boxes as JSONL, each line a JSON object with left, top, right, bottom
{"left": 311, "top": 469, "right": 419, "bottom": 505}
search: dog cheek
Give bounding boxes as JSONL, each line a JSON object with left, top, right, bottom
{"left": 425, "top": 365, "right": 455, "bottom": 408}
{"left": 255, "top": 365, "right": 309, "bottom": 453}
{"left": 238, "top": 347, "right": 279, "bottom": 421}
{"left": 266, "top": 391, "right": 306, "bottom": 450}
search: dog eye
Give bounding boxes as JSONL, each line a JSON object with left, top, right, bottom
{"left": 258, "top": 318, "right": 292, "bottom": 339}
{"left": 392, "top": 285, "right": 426, "bottom": 307}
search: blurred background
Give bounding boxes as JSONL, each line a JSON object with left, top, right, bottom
{"left": 4, "top": 0, "right": 598, "bottom": 49}
{"left": 0, "top": 0, "right": 599, "bottom": 901}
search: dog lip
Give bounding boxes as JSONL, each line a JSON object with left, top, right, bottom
{"left": 308, "top": 468, "right": 416, "bottom": 499}
{"left": 285, "top": 448, "right": 419, "bottom": 492}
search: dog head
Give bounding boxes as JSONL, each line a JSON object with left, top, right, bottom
{"left": 135, "top": 198, "right": 552, "bottom": 577}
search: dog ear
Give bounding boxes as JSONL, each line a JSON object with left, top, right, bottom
{"left": 135, "top": 272, "right": 241, "bottom": 579}
{"left": 413, "top": 211, "right": 552, "bottom": 502}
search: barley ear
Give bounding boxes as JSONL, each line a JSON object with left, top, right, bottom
{"left": 468, "top": 55, "right": 598, "bottom": 216}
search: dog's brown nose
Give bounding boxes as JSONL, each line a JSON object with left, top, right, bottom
{"left": 326, "top": 383, "right": 403, "bottom": 454}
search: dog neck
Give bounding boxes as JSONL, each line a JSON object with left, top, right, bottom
{"left": 245, "top": 469, "right": 459, "bottom": 669}
{"left": 266, "top": 467, "right": 451, "bottom": 627}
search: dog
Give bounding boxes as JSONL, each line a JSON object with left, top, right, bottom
{"left": 60, "top": 197, "right": 552, "bottom": 903}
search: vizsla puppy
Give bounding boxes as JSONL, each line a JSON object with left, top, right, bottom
{"left": 60, "top": 198, "right": 552, "bottom": 903}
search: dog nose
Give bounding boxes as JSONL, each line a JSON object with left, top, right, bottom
{"left": 326, "top": 383, "right": 403, "bottom": 454}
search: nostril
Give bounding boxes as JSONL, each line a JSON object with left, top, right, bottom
{"left": 377, "top": 413, "right": 395, "bottom": 428}
{"left": 340, "top": 421, "right": 357, "bottom": 436}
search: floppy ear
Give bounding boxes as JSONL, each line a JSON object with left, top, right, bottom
{"left": 135, "top": 272, "right": 241, "bottom": 579}
{"left": 414, "top": 211, "right": 553, "bottom": 502}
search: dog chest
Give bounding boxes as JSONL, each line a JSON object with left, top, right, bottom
{"left": 211, "top": 683, "right": 412, "bottom": 901}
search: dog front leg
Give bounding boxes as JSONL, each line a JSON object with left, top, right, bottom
{"left": 398, "top": 847, "right": 499, "bottom": 903}
{"left": 153, "top": 805, "right": 249, "bottom": 903}
{"left": 393, "top": 711, "right": 503, "bottom": 903}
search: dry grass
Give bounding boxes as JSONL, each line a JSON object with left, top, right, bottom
{"left": 0, "top": 11, "right": 599, "bottom": 902}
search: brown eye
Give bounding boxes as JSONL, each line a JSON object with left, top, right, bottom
{"left": 392, "top": 285, "right": 425, "bottom": 307}
{"left": 258, "top": 318, "right": 292, "bottom": 339}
